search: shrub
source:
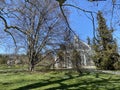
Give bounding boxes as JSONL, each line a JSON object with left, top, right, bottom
{"left": 114, "top": 61, "right": 120, "bottom": 70}
{"left": 0, "top": 56, "right": 8, "bottom": 64}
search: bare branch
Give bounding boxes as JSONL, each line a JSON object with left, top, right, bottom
{"left": 110, "top": 0, "right": 115, "bottom": 29}
{"left": 61, "top": 4, "right": 98, "bottom": 40}
{"left": 63, "top": 4, "right": 97, "bottom": 14}
{"left": 0, "top": 15, "right": 17, "bottom": 47}
{"left": 90, "top": 13, "right": 98, "bottom": 41}
{"left": 0, "top": 16, "right": 26, "bottom": 34}
{"left": 59, "top": 5, "right": 77, "bottom": 38}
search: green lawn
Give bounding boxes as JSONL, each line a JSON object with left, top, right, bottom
{"left": 0, "top": 70, "right": 120, "bottom": 90}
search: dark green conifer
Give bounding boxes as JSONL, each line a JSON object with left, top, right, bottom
{"left": 92, "top": 11, "right": 119, "bottom": 70}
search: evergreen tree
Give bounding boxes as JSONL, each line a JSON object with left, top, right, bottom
{"left": 92, "top": 11, "right": 119, "bottom": 70}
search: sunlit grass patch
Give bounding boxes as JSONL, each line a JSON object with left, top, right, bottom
{"left": 0, "top": 70, "right": 120, "bottom": 90}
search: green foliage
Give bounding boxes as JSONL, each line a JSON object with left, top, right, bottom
{"left": 92, "top": 11, "right": 119, "bottom": 70}
{"left": 0, "top": 55, "right": 8, "bottom": 64}
{"left": 114, "top": 61, "right": 120, "bottom": 70}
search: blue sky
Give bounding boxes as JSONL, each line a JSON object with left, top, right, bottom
{"left": 68, "top": 0, "right": 96, "bottom": 41}
{"left": 0, "top": 0, "right": 120, "bottom": 54}
{"left": 67, "top": 0, "right": 120, "bottom": 42}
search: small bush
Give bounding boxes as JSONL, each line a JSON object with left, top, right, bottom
{"left": 0, "top": 55, "right": 8, "bottom": 64}
{"left": 0, "top": 59, "right": 7, "bottom": 64}
{"left": 114, "top": 61, "right": 120, "bottom": 70}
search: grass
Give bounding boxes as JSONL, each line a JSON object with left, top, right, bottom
{"left": 0, "top": 64, "right": 27, "bottom": 70}
{"left": 0, "top": 69, "right": 120, "bottom": 90}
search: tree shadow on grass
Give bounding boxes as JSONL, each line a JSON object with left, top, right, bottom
{"left": 14, "top": 73, "right": 120, "bottom": 90}
{"left": 14, "top": 74, "right": 75, "bottom": 90}
{"left": 48, "top": 78, "right": 120, "bottom": 90}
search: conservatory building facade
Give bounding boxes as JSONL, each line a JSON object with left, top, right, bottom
{"left": 54, "top": 36, "right": 94, "bottom": 69}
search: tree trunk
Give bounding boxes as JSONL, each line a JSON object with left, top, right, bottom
{"left": 29, "top": 58, "right": 34, "bottom": 71}
{"left": 76, "top": 63, "right": 82, "bottom": 75}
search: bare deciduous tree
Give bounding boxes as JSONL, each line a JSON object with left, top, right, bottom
{"left": 0, "top": 0, "right": 70, "bottom": 71}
